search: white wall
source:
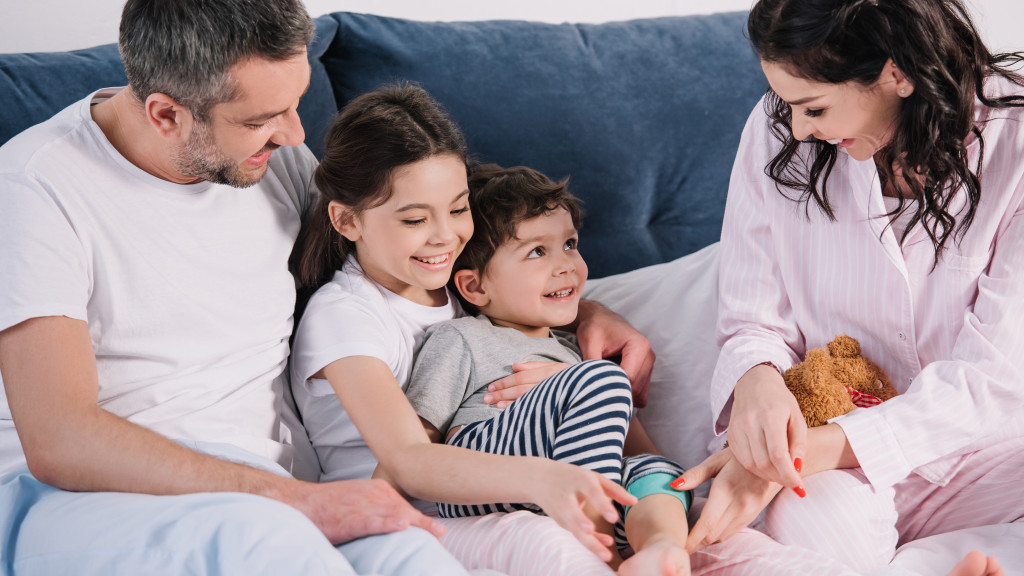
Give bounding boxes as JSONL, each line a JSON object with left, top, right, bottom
{"left": 1, "top": 0, "right": 1021, "bottom": 54}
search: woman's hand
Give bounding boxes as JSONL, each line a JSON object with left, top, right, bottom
{"left": 529, "top": 460, "right": 637, "bottom": 562}
{"left": 669, "top": 448, "right": 782, "bottom": 553}
{"left": 727, "top": 364, "right": 806, "bottom": 490}
{"left": 484, "top": 361, "right": 571, "bottom": 408}
{"left": 575, "top": 300, "right": 655, "bottom": 407}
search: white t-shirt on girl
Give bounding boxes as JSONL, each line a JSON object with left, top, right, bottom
{"left": 290, "top": 255, "right": 462, "bottom": 485}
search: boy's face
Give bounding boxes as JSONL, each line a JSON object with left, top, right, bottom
{"left": 474, "top": 207, "right": 587, "bottom": 337}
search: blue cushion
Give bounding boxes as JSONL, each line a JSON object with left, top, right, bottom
{"left": 0, "top": 44, "right": 128, "bottom": 145}
{"left": 300, "top": 15, "right": 341, "bottom": 159}
{"left": 0, "top": 16, "right": 340, "bottom": 157}
{"left": 320, "top": 12, "right": 767, "bottom": 277}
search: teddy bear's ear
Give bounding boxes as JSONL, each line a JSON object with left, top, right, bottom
{"left": 828, "top": 335, "right": 861, "bottom": 359}
{"left": 805, "top": 348, "right": 829, "bottom": 363}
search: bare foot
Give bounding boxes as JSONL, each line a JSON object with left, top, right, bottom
{"left": 947, "top": 551, "right": 1003, "bottom": 576}
{"left": 617, "top": 538, "right": 690, "bottom": 576}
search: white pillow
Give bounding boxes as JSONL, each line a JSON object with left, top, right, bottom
{"left": 584, "top": 242, "right": 720, "bottom": 495}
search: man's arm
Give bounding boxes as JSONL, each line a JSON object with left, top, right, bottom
{"left": 0, "top": 316, "right": 443, "bottom": 543}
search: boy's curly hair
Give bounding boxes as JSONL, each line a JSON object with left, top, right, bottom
{"left": 453, "top": 164, "right": 583, "bottom": 311}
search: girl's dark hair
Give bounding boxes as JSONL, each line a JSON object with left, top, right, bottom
{"left": 748, "top": 0, "right": 1024, "bottom": 263}
{"left": 453, "top": 164, "right": 583, "bottom": 315}
{"left": 294, "top": 83, "right": 469, "bottom": 291}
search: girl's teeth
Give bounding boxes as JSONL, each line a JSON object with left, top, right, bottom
{"left": 826, "top": 138, "right": 842, "bottom": 145}
{"left": 416, "top": 254, "right": 448, "bottom": 264}
{"left": 546, "top": 289, "right": 572, "bottom": 298}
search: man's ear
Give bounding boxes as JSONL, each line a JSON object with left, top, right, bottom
{"left": 144, "top": 93, "right": 194, "bottom": 141}
{"left": 453, "top": 269, "right": 490, "bottom": 308}
{"left": 328, "top": 201, "right": 360, "bottom": 242}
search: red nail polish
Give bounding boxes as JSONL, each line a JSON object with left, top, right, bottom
{"left": 794, "top": 458, "right": 803, "bottom": 473}
{"left": 793, "top": 485, "right": 806, "bottom": 498}
{"left": 670, "top": 477, "right": 686, "bottom": 490}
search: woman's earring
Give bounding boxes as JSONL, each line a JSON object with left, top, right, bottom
{"left": 900, "top": 88, "right": 907, "bottom": 95}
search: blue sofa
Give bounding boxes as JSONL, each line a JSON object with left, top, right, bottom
{"left": 0, "top": 10, "right": 766, "bottom": 279}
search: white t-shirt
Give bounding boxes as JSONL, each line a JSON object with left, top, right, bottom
{"left": 290, "top": 256, "right": 461, "bottom": 484}
{"left": 0, "top": 89, "right": 318, "bottom": 476}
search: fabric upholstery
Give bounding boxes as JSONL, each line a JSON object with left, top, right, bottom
{"left": 320, "top": 12, "right": 767, "bottom": 277}
{"left": 0, "top": 44, "right": 128, "bottom": 145}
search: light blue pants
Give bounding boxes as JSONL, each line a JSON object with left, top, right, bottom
{"left": 0, "top": 443, "right": 473, "bottom": 576}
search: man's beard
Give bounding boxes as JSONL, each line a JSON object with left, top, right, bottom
{"left": 173, "top": 121, "right": 275, "bottom": 188}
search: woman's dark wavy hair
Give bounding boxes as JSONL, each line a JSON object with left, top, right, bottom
{"left": 293, "top": 83, "right": 468, "bottom": 292}
{"left": 748, "top": 0, "right": 1024, "bottom": 263}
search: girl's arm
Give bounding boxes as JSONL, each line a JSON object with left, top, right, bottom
{"left": 324, "top": 354, "right": 635, "bottom": 561}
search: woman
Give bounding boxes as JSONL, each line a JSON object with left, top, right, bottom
{"left": 677, "top": 1, "right": 1023, "bottom": 575}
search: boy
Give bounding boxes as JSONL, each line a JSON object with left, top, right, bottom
{"left": 405, "top": 164, "right": 692, "bottom": 575}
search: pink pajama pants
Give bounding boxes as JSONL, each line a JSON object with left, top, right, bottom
{"left": 763, "top": 437, "right": 1024, "bottom": 575}
{"left": 438, "top": 509, "right": 865, "bottom": 575}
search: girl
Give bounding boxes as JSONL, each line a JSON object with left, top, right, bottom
{"left": 677, "top": 1, "right": 1023, "bottom": 575}
{"left": 289, "top": 83, "right": 641, "bottom": 576}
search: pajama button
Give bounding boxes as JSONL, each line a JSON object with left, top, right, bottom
{"left": 897, "top": 331, "right": 906, "bottom": 341}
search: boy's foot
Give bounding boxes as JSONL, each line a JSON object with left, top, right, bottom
{"left": 617, "top": 538, "right": 690, "bottom": 576}
{"left": 947, "top": 551, "right": 1003, "bottom": 576}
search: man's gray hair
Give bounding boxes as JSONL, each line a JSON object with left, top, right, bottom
{"left": 119, "top": 0, "right": 314, "bottom": 120}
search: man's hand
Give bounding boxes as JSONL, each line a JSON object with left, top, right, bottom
{"left": 575, "top": 300, "right": 655, "bottom": 407}
{"left": 484, "top": 361, "right": 570, "bottom": 408}
{"left": 286, "top": 478, "right": 446, "bottom": 545}
{"left": 669, "top": 448, "right": 782, "bottom": 553}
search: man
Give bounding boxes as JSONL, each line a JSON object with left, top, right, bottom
{"left": 0, "top": 1, "right": 468, "bottom": 574}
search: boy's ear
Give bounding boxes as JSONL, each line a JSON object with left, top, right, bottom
{"left": 328, "top": 201, "right": 360, "bottom": 241}
{"left": 453, "top": 269, "right": 490, "bottom": 308}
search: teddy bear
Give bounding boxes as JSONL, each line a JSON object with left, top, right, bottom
{"left": 783, "top": 335, "right": 899, "bottom": 428}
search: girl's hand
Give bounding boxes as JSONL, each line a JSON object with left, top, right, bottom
{"left": 530, "top": 460, "right": 637, "bottom": 561}
{"left": 575, "top": 300, "right": 655, "bottom": 407}
{"left": 670, "top": 448, "right": 782, "bottom": 553}
{"left": 727, "top": 364, "right": 806, "bottom": 490}
{"left": 484, "top": 361, "right": 570, "bottom": 408}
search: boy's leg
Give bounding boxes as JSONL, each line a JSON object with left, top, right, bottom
{"left": 761, "top": 467, "right": 898, "bottom": 572}
{"left": 440, "top": 359, "right": 633, "bottom": 517}
{"left": 616, "top": 454, "right": 691, "bottom": 575}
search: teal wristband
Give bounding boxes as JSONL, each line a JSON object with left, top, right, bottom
{"left": 624, "top": 472, "right": 692, "bottom": 517}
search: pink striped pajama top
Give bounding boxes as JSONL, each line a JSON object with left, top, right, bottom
{"left": 711, "top": 75, "right": 1024, "bottom": 489}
